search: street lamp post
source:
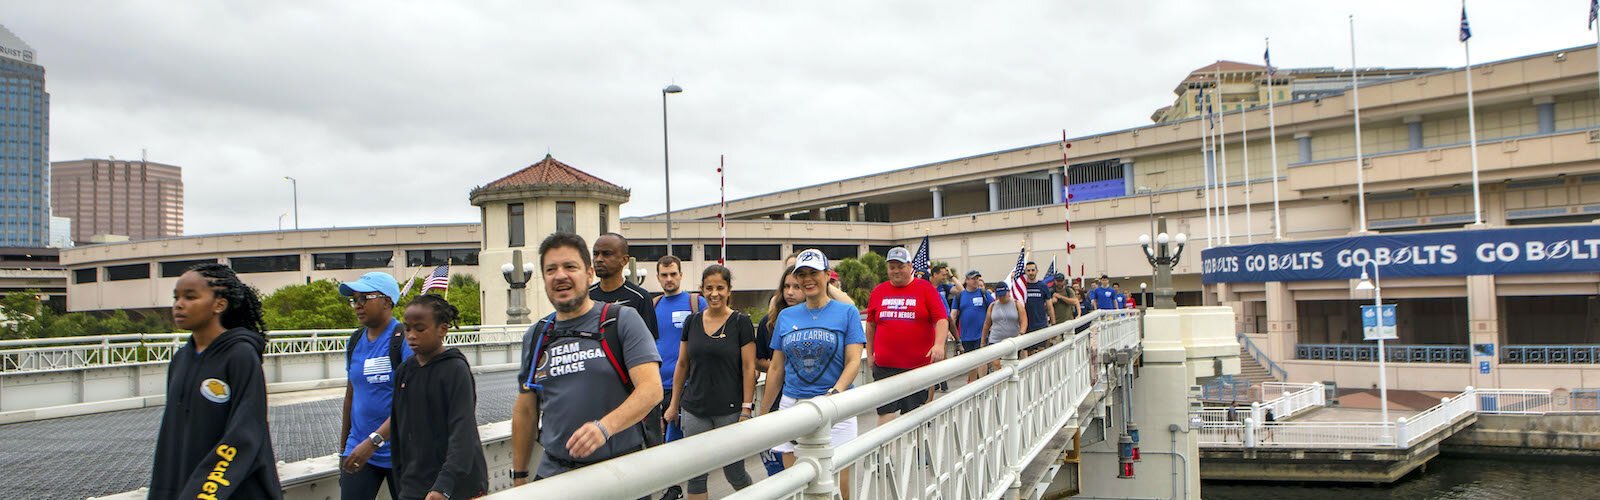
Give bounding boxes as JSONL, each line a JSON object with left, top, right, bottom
{"left": 1137, "top": 216, "right": 1187, "bottom": 310}
{"left": 662, "top": 84, "right": 684, "bottom": 257}
{"left": 500, "top": 249, "right": 536, "bottom": 324}
{"left": 282, "top": 176, "right": 299, "bottom": 230}
{"left": 1355, "top": 262, "right": 1392, "bottom": 436}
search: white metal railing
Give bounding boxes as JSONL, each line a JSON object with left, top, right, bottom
{"left": 0, "top": 325, "right": 527, "bottom": 374}
{"left": 1398, "top": 389, "right": 1476, "bottom": 447}
{"left": 1261, "top": 382, "right": 1324, "bottom": 421}
{"left": 1254, "top": 421, "right": 1397, "bottom": 448}
{"left": 483, "top": 309, "right": 1135, "bottom": 500}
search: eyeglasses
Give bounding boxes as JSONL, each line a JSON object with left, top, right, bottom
{"left": 349, "top": 293, "right": 386, "bottom": 306}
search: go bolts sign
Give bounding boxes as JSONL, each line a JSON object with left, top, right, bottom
{"left": 1200, "top": 225, "right": 1600, "bottom": 284}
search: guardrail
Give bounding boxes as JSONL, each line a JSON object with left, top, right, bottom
{"left": 1200, "top": 387, "right": 1599, "bottom": 449}
{"left": 1237, "top": 333, "right": 1287, "bottom": 381}
{"left": 1502, "top": 345, "right": 1600, "bottom": 364}
{"left": 1295, "top": 343, "right": 1469, "bottom": 363}
{"left": 482, "top": 309, "right": 1139, "bottom": 500}
{"left": 0, "top": 325, "right": 527, "bottom": 374}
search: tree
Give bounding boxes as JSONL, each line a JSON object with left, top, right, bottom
{"left": 261, "top": 280, "right": 356, "bottom": 330}
{"left": 0, "top": 290, "right": 171, "bottom": 339}
{"left": 833, "top": 258, "right": 877, "bottom": 307}
{"left": 858, "top": 252, "right": 889, "bottom": 284}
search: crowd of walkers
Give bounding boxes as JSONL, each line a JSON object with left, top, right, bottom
{"left": 145, "top": 232, "right": 1134, "bottom": 499}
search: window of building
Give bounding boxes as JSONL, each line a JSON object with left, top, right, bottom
{"left": 230, "top": 255, "right": 301, "bottom": 274}
{"left": 105, "top": 263, "right": 150, "bottom": 281}
{"left": 508, "top": 203, "right": 525, "bottom": 247}
{"left": 557, "top": 201, "right": 576, "bottom": 234}
{"left": 313, "top": 251, "right": 393, "bottom": 270}
{"left": 868, "top": 245, "right": 899, "bottom": 257}
{"left": 703, "top": 244, "right": 782, "bottom": 261}
{"left": 631, "top": 244, "right": 693, "bottom": 263}
{"left": 812, "top": 244, "right": 859, "bottom": 261}
{"left": 406, "top": 248, "right": 481, "bottom": 267}
{"left": 599, "top": 204, "right": 609, "bottom": 234}
{"left": 160, "top": 259, "right": 218, "bottom": 278}
{"left": 73, "top": 267, "right": 96, "bottom": 284}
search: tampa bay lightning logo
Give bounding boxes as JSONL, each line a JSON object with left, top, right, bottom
{"left": 783, "top": 327, "right": 843, "bottom": 385}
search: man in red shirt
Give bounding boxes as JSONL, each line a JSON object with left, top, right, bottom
{"left": 866, "top": 246, "right": 950, "bottom": 425}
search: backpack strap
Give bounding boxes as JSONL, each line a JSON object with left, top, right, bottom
{"left": 345, "top": 327, "right": 363, "bottom": 368}
{"left": 595, "top": 303, "right": 634, "bottom": 394}
{"left": 387, "top": 320, "right": 406, "bottom": 371}
{"left": 689, "top": 293, "right": 700, "bottom": 314}
{"left": 522, "top": 313, "right": 559, "bottom": 392}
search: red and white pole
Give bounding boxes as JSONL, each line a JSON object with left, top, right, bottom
{"left": 718, "top": 155, "right": 727, "bottom": 265}
{"left": 1061, "top": 130, "right": 1076, "bottom": 286}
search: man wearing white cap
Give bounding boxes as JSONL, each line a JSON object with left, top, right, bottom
{"left": 865, "top": 247, "right": 950, "bottom": 425}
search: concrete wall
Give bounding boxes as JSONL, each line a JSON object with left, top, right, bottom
{"left": 1444, "top": 414, "right": 1600, "bottom": 456}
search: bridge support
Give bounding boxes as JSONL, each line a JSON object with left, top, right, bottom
{"left": 1076, "top": 308, "right": 1202, "bottom": 499}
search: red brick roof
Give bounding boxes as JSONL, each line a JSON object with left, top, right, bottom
{"left": 484, "top": 154, "right": 623, "bottom": 190}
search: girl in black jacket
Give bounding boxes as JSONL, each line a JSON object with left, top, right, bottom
{"left": 392, "top": 294, "right": 488, "bottom": 500}
{"left": 150, "top": 263, "right": 281, "bottom": 499}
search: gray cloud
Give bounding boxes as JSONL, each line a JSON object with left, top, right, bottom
{"left": 3, "top": 0, "right": 1590, "bottom": 234}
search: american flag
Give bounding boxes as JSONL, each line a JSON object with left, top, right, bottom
{"left": 1041, "top": 256, "right": 1058, "bottom": 287}
{"left": 912, "top": 235, "right": 931, "bottom": 280}
{"left": 1459, "top": 6, "right": 1472, "bottom": 42}
{"left": 423, "top": 264, "right": 450, "bottom": 293}
{"left": 1006, "top": 247, "right": 1028, "bottom": 303}
{"left": 1263, "top": 41, "right": 1274, "bottom": 75}
{"left": 1591, "top": 0, "right": 1598, "bottom": 29}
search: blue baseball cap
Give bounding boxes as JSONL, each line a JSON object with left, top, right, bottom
{"left": 994, "top": 281, "right": 1009, "bottom": 293}
{"left": 339, "top": 272, "right": 401, "bottom": 304}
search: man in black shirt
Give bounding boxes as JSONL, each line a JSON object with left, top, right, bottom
{"left": 590, "top": 233, "right": 660, "bottom": 340}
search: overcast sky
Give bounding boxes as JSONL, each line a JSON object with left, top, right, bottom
{"left": 4, "top": 1, "right": 1596, "bottom": 235}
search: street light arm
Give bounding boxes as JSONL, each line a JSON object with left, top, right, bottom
{"left": 1170, "top": 243, "right": 1185, "bottom": 264}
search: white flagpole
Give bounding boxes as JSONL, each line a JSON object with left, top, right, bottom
{"left": 1267, "top": 37, "right": 1284, "bottom": 240}
{"left": 1242, "top": 94, "right": 1253, "bottom": 244}
{"left": 1210, "top": 73, "right": 1223, "bottom": 247}
{"left": 1351, "top": 14, "right": 1369, "bottom": 233}
{"left": 1217, "top": 67, "right": 1232, "bottom": 245}
{"left": 719, "top": 154, "right": 727, "bottom": 264}
{"left": 1463, "top": 1, "right": 1483, "bottom": 226}
{"left": 1201, "top": 89, "right": 1215, "bottom": 247}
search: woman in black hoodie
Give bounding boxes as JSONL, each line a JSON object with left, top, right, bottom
{"left": 150, "top": 263, "right": 281, "bottom": 499}
{"left": 392, "top": 294, "right": 488, "bottom": 499}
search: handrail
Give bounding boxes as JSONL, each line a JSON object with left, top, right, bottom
{"left": 485, "top": 310, "right": 1132, "bottom": 499}
{"left": 1236, "top": 333, "right": 1287, "bottom": 381}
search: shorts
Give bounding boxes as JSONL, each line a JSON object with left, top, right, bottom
{"left": 873, "top": 365, "right": 931, "bottom": 415}
{"left": 960, "top": 340, "right": 983, "bottom": 353}
{"left": 771, "top": 395, "right": 858, "bottom": 453}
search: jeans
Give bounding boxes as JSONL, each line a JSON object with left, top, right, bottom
{"left": 339, "top": 461, "right": 398, "bottom": 500}
{"left": 679, "top": 410, "right": 754, "bottom": 494}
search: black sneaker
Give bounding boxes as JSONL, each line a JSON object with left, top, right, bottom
{"left": 659, "top": 486, "right": 683, "bottom": 500}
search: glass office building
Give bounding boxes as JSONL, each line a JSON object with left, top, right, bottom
{"left": 0, "top": 25, "right": 48, "bottom": 248}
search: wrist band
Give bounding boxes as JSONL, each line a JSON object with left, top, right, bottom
{"left": 591, "top": 420, "right": 611, "bottom": 441}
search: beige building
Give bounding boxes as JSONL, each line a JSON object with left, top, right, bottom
{"left": 51, "top": 159, "right": 184, "bottom": 244}
{"left": 1150, "top": 60, "right": 1443, "bottom": 123}
{"left": 60, "top": 44, "right": 1600, "bottom": 391}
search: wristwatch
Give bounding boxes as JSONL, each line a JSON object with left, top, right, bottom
{"left": 510, "top": 470, "right": 530, "bottom": 480}
{"left": 826, "top": 388, "right": 841, "bottom": 396}
{"left": 741, "top": 403, "right": 755, "bottom": 410}
{"left": 368, "top": 432, "right": 386, "bottom": 448}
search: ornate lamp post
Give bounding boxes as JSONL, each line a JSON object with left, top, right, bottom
{"left": 1138, "top": 216, "right": 1188, "bottom": 310}
{"left": 501, "top": 249, "right": 536, "bottom": 324}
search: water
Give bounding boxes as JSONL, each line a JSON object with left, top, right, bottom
{"left": 1202, "top": 455, "right": 1600, "bottom": 500}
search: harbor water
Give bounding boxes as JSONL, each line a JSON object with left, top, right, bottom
{"left": 1202, "top": 455, "right": 1600, "bottom": 499}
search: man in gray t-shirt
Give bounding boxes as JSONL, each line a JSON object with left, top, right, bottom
{"left": 510, "top": 233, "right": 664, "bottom": 485}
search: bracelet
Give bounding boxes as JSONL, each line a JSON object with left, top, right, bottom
{"left": 591, "top": 420, "right": 612, "bottom": 441}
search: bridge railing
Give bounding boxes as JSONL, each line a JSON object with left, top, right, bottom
{"left": 1260, "top": 382, "right": 1324, "bottom": 421}
{"left": 0, "top": 325, "right": 528, "bottom": 374}
{"left": 483, "top": 309, "right": 1136, "bottom": 500}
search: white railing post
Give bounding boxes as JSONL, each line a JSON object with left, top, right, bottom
{"left": 1001, "top": 346, "right": 1024, "bottom": 499}
{"left": 1250, "top": 401, "right": 1262, "bottom": 426}
{"left": 99, "top": 337, "right": 110, "bottom": 366}
{"left": 1243, "top": 417, "right": 1256, "bottom": 448}
{"left": 793, "top": 419, "right": 838, "bottom": 499}
{"left": 1395, "top": 417, "right": 1408, "bottom": 447}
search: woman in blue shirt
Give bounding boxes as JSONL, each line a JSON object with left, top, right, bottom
{"left": 338, "top": 272, "right": 413, "bottom": 500}
{"left": 758, "top": 249, "right": 865, "bottom": 481}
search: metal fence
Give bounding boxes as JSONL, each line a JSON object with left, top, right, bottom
{"left": 1295, "top": 343, "right": 1469, "bottom": 363}
{"left": 0, "top": 325, "right": 528, "bottom": 374}
{"left": 1502, "top": 345, "right": 1600, "bottom": 364}
{"left": 483, "top": 309, "right": 1138, "bottom": 500}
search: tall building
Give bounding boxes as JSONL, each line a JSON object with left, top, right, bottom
{"left": 0, "top": 25, "right": 50, "bottom": 248}
{"left": 1149, "top": 61, "right": 1444, "bottom": 123}
{"left": 51, "top": 159, "right": 184, "bottom": 243}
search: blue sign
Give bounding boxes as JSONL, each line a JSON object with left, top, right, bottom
{"left": 1201, "top": 225, "right": 1600, "bottom": 284}
{"left": 1479, "top": 361, "right": 1492, "bottom": 374}
{"left": 1068, "top": 179, "right": 1126, "bottom": 203}
{"left": 1361, "top": 304, "right": 1397, "bottom": 340}
{"left": 1473, "top": 343, "right": 1495, "bottom": 357}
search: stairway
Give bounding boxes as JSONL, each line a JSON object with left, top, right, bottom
{"left": 1237, "top": 344, "right": 1279, "bottom": 386}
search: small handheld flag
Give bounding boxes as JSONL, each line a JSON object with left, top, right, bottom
{"left": 423, "top": 264, "right": 450, "bottom": 294}
{"left": 1007, "top": 247, "right": 1028, "bottom": 303}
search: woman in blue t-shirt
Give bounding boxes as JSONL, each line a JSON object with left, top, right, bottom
{"left": 758, "top": 249, "right": 866, "bottom": 482}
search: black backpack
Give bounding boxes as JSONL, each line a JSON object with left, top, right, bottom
{"left": 524, "top": 303, "right": 655, "bottom": 449}
{"left": 346, "top": 321, "right": 405, "bottom": 373}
